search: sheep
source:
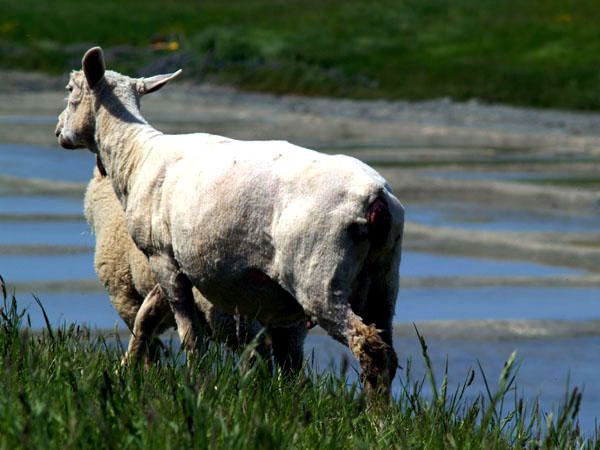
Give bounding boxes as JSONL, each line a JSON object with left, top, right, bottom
{"left": 84, "top": 167, "right": 306, "bottom": 369}
{"left": 56, "top": 47, "right": 404, "bottom": 396}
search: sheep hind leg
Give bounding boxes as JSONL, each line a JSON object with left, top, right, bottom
{"left": 319, "top": 308, "right": 397, "bottom": 400}
{"left": 148, "top": 254, "right": 208, "bottom": 358}
{"left": 269, "top": 324, "right": 307, "bottom": 376}
{"left": 123, "top": 284, "right": 170, "bottom": 366}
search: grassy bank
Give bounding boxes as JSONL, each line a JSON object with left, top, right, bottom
{"left": 0, "top": 278, "right": 594, "bottom": 449}
{"left": 2, "top": 0, "right": 600, "bottom": 109}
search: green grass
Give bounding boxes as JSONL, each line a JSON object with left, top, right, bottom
{"left": 2, "top": 0, "right": 600, "bottom": 109}
{"left": 0, "top": 276, "right": 595, "bottom": 449}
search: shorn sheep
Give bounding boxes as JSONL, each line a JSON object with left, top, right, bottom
{"left": 56, "top": 47, "right": 404, "bottom": 396}
{"left": 85, "top": 169, "right": 306, "bottom": 366}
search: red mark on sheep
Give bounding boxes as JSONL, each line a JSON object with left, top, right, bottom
{"left": 367, "top": 198, "right": 391, "bottom": 246}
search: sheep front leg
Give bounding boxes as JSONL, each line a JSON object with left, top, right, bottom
{"left": 148, "top": 254, "right": 206, "bottom": 356}
{"left": 318, "top": 308, "right": 397, "bottom": 399}
{"left": 123, "top": 284, "right": 170, "bottom": 366}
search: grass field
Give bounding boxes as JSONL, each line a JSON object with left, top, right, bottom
{"left": 2, "top": 0, "right": 600, "bottom": 109}
{"left": 0, "top": 278, "right": 593, "bottom": 449}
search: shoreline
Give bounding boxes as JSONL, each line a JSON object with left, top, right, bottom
{"left": 19, "top": 318, "right": 600, "bottom": 341}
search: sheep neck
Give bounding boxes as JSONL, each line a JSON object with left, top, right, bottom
{"left": 94, "top": 105, "right": 161, "bottom": 208}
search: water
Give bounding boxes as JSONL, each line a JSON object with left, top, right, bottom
{"left": 398, "top": 286, "right": 600, "bottom": 322}
{"left": 410, "top": 201, "right": 600, "bottom": 233}
{"left": 0, "top": 220, "right": 92, "bottom": 246}
{"left": 1, "top": 140, "right": 600, "bottom": 434}
{"left": 0, "top": 253, "right": 95, "bottom": 282}
{"left": 0, "top": 143, "right": 93, "bottom": 182}
{"left": 402, "top": 251, "right": 583, "bottom": 277}
{"left": 19, "top": 291, "right": 119, "bottom": 329}
{"left": 421, "top": 168, "right": 576, "bottom": 183}
{"left": 0, "top": 195, "right": 83, "bottom": 215}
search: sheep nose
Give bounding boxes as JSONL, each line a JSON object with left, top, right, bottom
{"left": 54, "top": 125, "right": 61, "bottom": 137}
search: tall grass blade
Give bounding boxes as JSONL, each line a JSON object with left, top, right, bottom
{"left": 33, "top": 294, "right": 54, "bottom": 342}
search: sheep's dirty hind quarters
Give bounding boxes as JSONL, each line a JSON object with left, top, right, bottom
{"left": 347, "top": 314, "right": 398, "bottom": 399}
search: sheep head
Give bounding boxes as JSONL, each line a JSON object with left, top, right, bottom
{"left": 56, "top": 46, "right": 182, "bottom": 152}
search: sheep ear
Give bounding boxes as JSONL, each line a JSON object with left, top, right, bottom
{"left": 82, "top": 47, "right": 105, "bottom": 89}
{"left": 139, "top": 69, "right": 182, "bottom": 95}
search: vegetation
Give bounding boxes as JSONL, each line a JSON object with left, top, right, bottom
{"left": 0, "top": 276, "right": 594, "bottom": 449}
{"left": 2, "top": 0, "right": 600, "bottom": 109}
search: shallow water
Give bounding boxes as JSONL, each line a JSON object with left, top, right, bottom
{"left": 0, "top": 253, "right": 95, "bottom": 282}
{"left": 19, "top": 291, "right": 119, "bottom": 329}
{"left": 421, "top": 168, "right": 569, "bottom": 182}
{"left": 399, "top": 286, "right": 600, "bottom": 322}
{"left": 0, "top": 220, "right": 91, "bottom": 246}
{"left": 410, "top": 201, "right": 600, "bottom": 233}
{"left": 0, "top": 195, "right": 83, "bottom": 215}
{"left": 18, "top": 285, "right": 600, "bottom": 330}
{"left": 0, "top": 143, "right": 93, "bottom": 182}
{"left": 402, "top": 250, "right": 583, "bottom": 277}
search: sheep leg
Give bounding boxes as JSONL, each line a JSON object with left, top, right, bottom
{"left": 269, "top": 324, "right": 307, "bottom": 375}
{"left": 148, "top": 254, "right": 206, "bottom": 355}
{"left": 358, "top": 280, "right": 398, "bottom": 390}
{"left": 230, "top": 314, "right": 272, "bottom": 362}
{"left": 123, "top": 284, "right": 170, "bottom": 365}
{"left": 146, "top": 337, "right": 166, "bottom": 364}
{"left": 318, "top": 308, "right": 397, "bottom": 399}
